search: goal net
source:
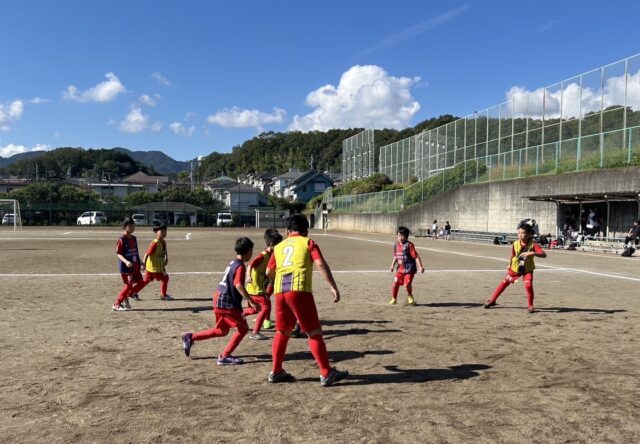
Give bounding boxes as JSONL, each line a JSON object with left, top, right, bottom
{"left": 0, "top": 199, "right": 22, "bottom": 231}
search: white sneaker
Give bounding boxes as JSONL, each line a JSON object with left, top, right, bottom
{"left": 112, "top": 303, "right": 128, "bottom": 311}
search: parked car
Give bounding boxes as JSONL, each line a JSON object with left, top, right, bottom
{"left": 132, "top": 214, "right": 148, "bottom": 226}
{"left": 216, "top": 212, "right": 233, "bottom": 227}
{"left": 2, "top": 213, "right": 15, "bottom": 225}
{"left": 77, "top": 211, "right": 107, "bottom": 225}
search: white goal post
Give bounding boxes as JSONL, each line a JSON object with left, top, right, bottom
{"left": 0, "top": 199, "right": 22, "bottom": 231}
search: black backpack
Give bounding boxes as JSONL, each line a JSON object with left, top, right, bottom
{"left": 621, "top": 246, "right": 635, "bottom": 257}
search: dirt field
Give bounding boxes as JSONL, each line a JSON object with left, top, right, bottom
{"left": 1, "top": 226, "right": 638, "bottom": 443}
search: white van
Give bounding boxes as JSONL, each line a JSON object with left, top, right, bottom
{"left": 217, "top": 212, "right": 232, "bottom": 227}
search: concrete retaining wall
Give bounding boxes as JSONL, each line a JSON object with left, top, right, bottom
{"left": 328, "top": 167, "right": 640, "bottom": 235}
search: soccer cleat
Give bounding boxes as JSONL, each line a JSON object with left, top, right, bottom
{"left": 483, "top": 300, "right": 496, "bottom": 309}
{"left": 267, "top": 371, "right": 296, "bottom": 383}
{"left": 262, "top": 319, "right": 274, "bottom": 329}
{"left": 112, "top": 303, "right": 128, "bottom": 312}
{"left": 291, "top": 323, "right": 302, "bottom": 338}
{"left": 388, "top": 298, "right": 397, "bottom": 305}
{"left": 406, "top": 296, "right": 415, "bottom": 306}
{"left": 182, "top": 332, "right": 193, "bottom": 357}
{"left": 122, "top": 298, "right": 132, "bottom": 309}
{"left": 217, "top": 355, "right": 244, "bottom": 366}
{"left": 160, "top": 294, "right": 175, "bottom": 301}
{"left": 249, "top": 332, "right": 268, "bottom": 340}
{"left": 130, "top": 293, "right": 141, "bottom": 301}
{"left": 528, "top": 306, "right": 536, "bottom": 313}
{"left": 320, "top": 368, "right": 349, "bottom": 387}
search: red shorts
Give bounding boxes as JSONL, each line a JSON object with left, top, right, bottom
{"left": 213, "top": 308, "right": 248, "bottom": 331}
{"left": 121, "top": 270, "right": 143, "bottom": 285}
{"left": 145, "top": 271, "right": 168, "bottom": 281}
{"left": 274, "top": 291, "right": 321, "bottom": 333}
{"left": 394, "top": 272, "right": 415, "bottom": 287}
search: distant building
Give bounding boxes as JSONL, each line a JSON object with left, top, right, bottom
{"left": 205, "top": 178, "right": 268, "bottom": 212}
{"left": 288, "top": 170, "right": 334, "bottom": 203}
{"left": 0, "top": 177, "right": 32, "bottom": 193}
{"left": 271, "top": 168, "right": 304, "bottom": 199}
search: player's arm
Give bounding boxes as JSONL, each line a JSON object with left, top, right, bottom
{"left": 117, "top": 253, "right": 132, "bottom": 268}
{"left": 390, "top": 256, "right": 397, "bottom": 272}
{"left": 410, "top": 243, "right": 425, "bottom": 273}
{"left": 309, "top": 240, "right": 340, "bottom": 303}
{"left": 531, "top": 243, "right": 547, "bottom": 258}
{"left": 234, "top": 265, "right": 259, "bottom": 309}
{"left": 246, "top": 254, "right": 263, "bottom": 283}
{"left": 143, "top": 241, "right": 157, "bottom": 268}
{"left": 116, "top": 239, "right": 132, "bottom": 267}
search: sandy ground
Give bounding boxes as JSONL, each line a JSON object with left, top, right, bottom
{"left": 0, "top": 226, "right": 638, "bottom": 443}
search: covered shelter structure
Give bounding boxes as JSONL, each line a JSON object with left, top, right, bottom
{"left": 526, "top": 191, "right": 640, "bottom": 238}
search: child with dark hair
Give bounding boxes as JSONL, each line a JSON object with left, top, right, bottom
{"left": 181, "top": 237, "right": 259, "bottom": 365}
{"left": 390, "top": 226, "right": 425, "bottom": 305}
{"left": 243, "top": 228, "right": 283, "bottom": 340}
{"left": 265, "top": 214, "right": 349, "bottom": 387}
{"left": 112, "top": 217, "right": 148, "bottom": 311}
{"left": 484, "top": 220, "right": 547, "bottom": 313}
{"left": 141, "top": 223, "right": 173, "bottom": 301}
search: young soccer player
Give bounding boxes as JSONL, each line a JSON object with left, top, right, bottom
{"left": 181, "top": 237, "right": 259, "bottom": 365}
{"left": 265, "top": 214, "right": 349, "bottom": 387}
{"left": 484, "top": 220, "right": 547, "bottom": 313}
{"left": 113, "top": 217, "right": 148, "bottom": 311}
{"left": 243, "top": 228, "right": 283, "bottom": 340}
{"left": 142, "top": 223, "right": 173, "bottom": 301}
{"left": 390, "top": 226, "right": 425, "bottom": 306}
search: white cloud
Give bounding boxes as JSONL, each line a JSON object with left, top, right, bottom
{"left": 0, "top": 143, "right": 50, "bottom": 157}
{"left": 151, "top": 72, "right": 171, "bottom": 86}
{"left": 62, "top": 72, "right": 126, "bottom": 103}
{"left": 207, "top": 107, "right": 286, "bottom": 129}
{"left": 119, "top": 107, "right": 149, "bottom": 133}
{"left": 150, "top": 122, "right": 163, "bottom": 132}
{"left": 30, "top": 97, "right": 49, "bottom": 104}
{"left": 169, "top": 122, "right": 195, "bottom": 137}
{"left": 0, "top": 100, "right": 24, "bottom": 131}
{"left": 505, "top": 69, "right": 640, "bottom": 119}
{"left": 289, "top": 65, "right": 421, "bottom": 131}
{"left": 138, "top": 94, "right": 158, "bottom": 107}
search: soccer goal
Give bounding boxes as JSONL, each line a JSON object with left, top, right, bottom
{"left": 0, "top": 199, "right": 22, "bottom": 231}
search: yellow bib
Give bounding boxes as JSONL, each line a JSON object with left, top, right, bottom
{"left": 246, "top": 250, "right": 269, "bottom": 295}
{"left": 273, "top": 236, "right": 313, "bottom": 293}
{"left": 145, "top": 238, "right": 165, "bottom": 273}
{"left": 510, "top": 240, "right": 535, "bottom": 274}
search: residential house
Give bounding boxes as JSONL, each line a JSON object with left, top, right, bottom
{"left": 206, "top": 178, "right": 269, "bottom": 213}
{"left": 271, "top": 168, "right": 303, "bottom": 199}
{"left": 288, "top": 170, "right": 335, "bottom": 203}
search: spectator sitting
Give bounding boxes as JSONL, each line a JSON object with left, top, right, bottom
{"left": 624, "top": 220, "right": 640, "bottom": 246}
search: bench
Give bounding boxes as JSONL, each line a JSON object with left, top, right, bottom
{"left": 580, "top": 240, "right": 627, "bottom": 255}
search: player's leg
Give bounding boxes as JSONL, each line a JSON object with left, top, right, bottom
{"left": 523, "top": 273, "right": 535, "bottom": 312}
{"left": 405, "top": 274, "right": 416, "bottom": 305}
{"left": 485, "top": 272, "right": 517, "bottom": 308}
{"left": 159, "top": 273, "right": 170, "bottom": 299}
{"left": 390, "top": 272, "right": 402, "bottom": 304}
{"left": 218, "top": 311, "right": 249, "bottom": 364}
{"left": 287, "top": 293, "right": 333, "bottom": 378}
{"left": 252, "top": 295, "right": 270, "bottom": 336}
{"left": 270, "top": 293, "right": 297, "bottom": 379}
{"left": 114, "top": 273, "right": 134, "bottom": 310}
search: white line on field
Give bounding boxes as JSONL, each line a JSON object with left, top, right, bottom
{"left": 0, "top": 268, "right": 580, "bottom": 278}
{"left": 62, "top": 231, "right": 73, "bottom": 235}
{"left": 323, "top": 233, "right": 640, "bottom": 282}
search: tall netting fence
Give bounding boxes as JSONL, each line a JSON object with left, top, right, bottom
{"left": 342, "top": 129, "right": 376, "bottom": 182}
{"left": 333, "top": 53, "right": 640, "bottom": 214}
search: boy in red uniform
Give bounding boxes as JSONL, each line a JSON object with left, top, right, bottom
{"left": 265, "top": 214, "right": 349, "bottom": 387}
{"left": 141, "top": 223, "right": 173, "bottom": 300}
{"left": 389, "top": 226, "right": 425, "bottom": 306}
{"left": 181, "top": 237, "right": 259, "bottom": 365}
{"left": 113, "top": 217, "right": 148, "bottom": 311}
{"left": 243, "top": 228, "right": 283, "bottom": 340}
{"left": 484, "top": 220, "right": 547, "bottom": 313}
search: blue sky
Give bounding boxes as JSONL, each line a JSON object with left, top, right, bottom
{"left": 1, "top": 0, "right": 639, "bottom": 161}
